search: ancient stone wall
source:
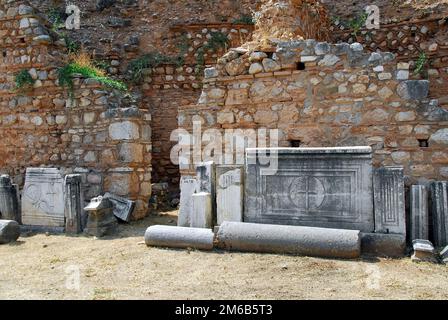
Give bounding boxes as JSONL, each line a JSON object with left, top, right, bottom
{"left": 179, "top": 40, "right": 448, "bottom": 184}
{"left": 0, "top": 1, "right": 151, "bottom": 219}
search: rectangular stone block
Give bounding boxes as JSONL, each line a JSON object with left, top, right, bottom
{"left": 216, "top": 165, "right": 243, "bottom": 225}
{"left": 104, "top": 192, "right": 135, "bottom": 222}
{"left": 191, "top": 192, "right": 213, "bottom": 229}
{"left": 178, "top": 176, "right": 198, "bottom": 227}
{"left": 373, "top": 167, "right": 406, "bottom": 235}
{"left": 22, "top": 168, "right": 65, "bottom": 228}
{"left": 430, "top": 181, "right": 448, "bottom": 247}
{"left": 410, "top": 185, "right": 429, "bottom": 241}
{"left": 196, "top": 161, "right": 216, "bottom": 223}
{"left": 64, "top": 174, "right": 84, "bottom": 234}
{"left": 244, "top": 147, "right": 374, "bottom": 232}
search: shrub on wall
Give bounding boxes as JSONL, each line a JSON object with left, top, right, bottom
{"left": 14, "top": 69, "right": 35, "bottom": 92}
{"left": 58, "top": 52, "right": 127, "bottom": 97}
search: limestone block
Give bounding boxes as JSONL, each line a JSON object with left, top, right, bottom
{"left": 191, "top": 192, "right": 213, "bottom": 229}
{"left": 178, "top": 176, "right": 198, "bottom": 227}
{"left": 109, "top": 121, "right": 140, "bottom": 140}
{"left": 412, "top": 239, "right": 438, "bottom": 263}
{"left": 216, "top": 166, "right": 243, "bottom": 225}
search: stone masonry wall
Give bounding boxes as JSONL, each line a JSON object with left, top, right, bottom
{"left": 179, "top": 40, "right": 448, "bottom": 185}
{"left": 0, "top": 1, "right": 151, "bottom": 219}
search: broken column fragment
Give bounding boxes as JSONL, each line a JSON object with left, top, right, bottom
{"left": 215, "top": 221, "right": 361, "bottom": 259}
{"left": 0, "top": 220, "right": 20, "bottom": 244}
{"left": 144, "top": 225, "right": 214, "bottom": 250}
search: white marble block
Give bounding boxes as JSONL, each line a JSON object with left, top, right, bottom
{"left": 178, "top": 176, "right": 198, "bottom": 227}
{"left": 217, "top": 166, "right": 243, "bottom": 225}
{"left": 22, "top": 168, "right": 65, "bottom": 227}
{"left": 191, "top": 192, "right": 213, "bottom": 228}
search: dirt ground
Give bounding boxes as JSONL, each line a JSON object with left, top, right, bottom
{"left": 0, "top": 210, "right": 447, "bottom": 300}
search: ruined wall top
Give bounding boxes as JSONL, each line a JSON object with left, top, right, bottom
{"left": 251, "top": 0, "right": 330, "bottom": 46}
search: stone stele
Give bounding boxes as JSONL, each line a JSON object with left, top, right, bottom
{"left": 373, "top": 167, "right": 406, "bottom": 235}
{"left": 244, "top": 147, "right": 374, "bottom": 232}
{"left": 22, "top": 168, "right": 65, "bottom": 228}
{"left": 216, "top": 165, "right": 244, "bottom": 225}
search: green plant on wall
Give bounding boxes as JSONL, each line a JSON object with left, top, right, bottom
{"left": 47, "top": 7, "right": 66, "bottom": 32}
{"left": 14, "top": 69, "right": 35, "bottom": 92}
{"left": 195, "top": 31, "right": 229, "bottom": 75}
{"left": 58, "top": 53, "right": 127, "bottom": 98}
{"left": 414, "top": 51, "right": 429, "bottom": 76}
{"left": 232, "top": 14, "right": 255, "bottom": 25}
{"left": 47, "top": 6, "right": 80, "bottom": 55}
{"left": 348, "top": 12, "right": 368, "bottom": 37}
{"left": 128, "top": 52, "right": 183, "bottom": 84}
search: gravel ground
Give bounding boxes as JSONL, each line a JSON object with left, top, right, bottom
{"left": 0, "top": 211, "right": 447, "bottom": 300}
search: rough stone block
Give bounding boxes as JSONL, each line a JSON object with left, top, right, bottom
{"left": 410, "top": 185, "right": 429, "bottom": 241}
{"left": 361, "top": 233, "right": 406, "bottom": 257}
{"left": 0, "top": 220, "right": 20, "bottom": 244}
{"left": 244, "top": 147, "right": 374, "bottom": 232}
{"left": 191, "top": 192, "right": 213, "bottom": 229}
{"left": 144, "top": 225, "right": 214, "bottom": 250}
{"left": 412, "top": 239, "right": 438, "bottom": 263}
{"left": 373, "top": 167, "right": 406, "bottom": 235}
{"left": 178, "top": 176, "right": 198, "bottom": 227}
{"left": 109, "top": 121, "right": 140, "bottom": 140}
{"left": 216, "top": 222, "right": 361, "bottom": 259}
{"left": 430, "top": 181, "right": 448, "bottom": 247}
{"left": 84, "top": 196, "right": 117, "bottom": 237}
{"left": 22, "top": 168, "right": 65, "bottom": 228}
{"left": 397, "top": 80, "right": 429, "bottom": 100}
{"left": 216, "top": 166, "right": 243, "bottom": 225}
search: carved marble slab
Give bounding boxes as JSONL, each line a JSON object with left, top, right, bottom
{"left": 244, "top": 147, "right": 374, "bottom": 232}
{"left": 22, "top": 168, "right": 65, "bottom": 227}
